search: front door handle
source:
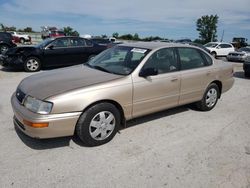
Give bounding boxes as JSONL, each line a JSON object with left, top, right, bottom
{"left": 171, "top": 77, "right": 178, "bottom": 82}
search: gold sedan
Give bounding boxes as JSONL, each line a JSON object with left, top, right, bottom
{"left": 11, "top": 42, "right": 234, "bottom": 146}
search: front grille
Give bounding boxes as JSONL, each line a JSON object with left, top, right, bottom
{"left": 16, "top": 88, "right": 26, "bottom": 104}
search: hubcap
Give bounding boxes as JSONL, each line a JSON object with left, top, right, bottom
{"left": 89, "top": 111, "right": 115, "bottom": 141}
{"left": 26, "top": 59, "right": 39, "bottom": 71}
{"left": 206, "top": 88, "right": 217, "bottom": 107}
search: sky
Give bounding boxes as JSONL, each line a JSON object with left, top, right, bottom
{"left": 0, "top": 0, "right": 249, "bottom": 42}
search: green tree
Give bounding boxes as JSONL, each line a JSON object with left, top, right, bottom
{"left": 63, "top": 26, "right": 79, "bottom": 36}
{"left": 23, "top": 27, "right": 33, "bottom": 32}
{"left": 196, "top": 15, "right": 219, "bottom": 44}
{"left": 133, "top": 33, "right": 140, "bottom": 40}
{"left": 112, "top": 32, "right": 119, "bottom": 38}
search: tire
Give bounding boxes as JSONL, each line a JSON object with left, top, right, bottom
{"left": 76, "top": 103, "right": 121, "bottom": 146}
{"left": 24, "top": 57, "right": 41, "bottom": 72}
{"left": 211, "top": 52, "right": 217, "bottom": 58}
{"left": 196, "top": 83, "right": 220, "bottom": 111}
{"left": 245, "top": 71, "right": 250, "bottom": 77}
{"left": 20, "top": 38, "right": 25, "bottom": 44}
{"left": 0, "top": 44, "right": 9, "bottom": 54}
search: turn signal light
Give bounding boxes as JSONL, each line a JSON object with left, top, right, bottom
{"left": 23, "top": 119, "right": 49, "bottom": 128}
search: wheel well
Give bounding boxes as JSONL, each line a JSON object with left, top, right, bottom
{"left": 211, "top": 80, "right": 222, "bottom": 98}
{"left": 82, "top": 100, "right": 126, "bottom": 127}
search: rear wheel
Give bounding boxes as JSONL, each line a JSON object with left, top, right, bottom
{"left": 196, "top": 83, "right": 219, "bottom": 111}
{"left": 20, "top": 38, "right": 25, "bottom": 44}
{"left": 76, "top": 103, "right": 121, "bottom": 146}
{"left": 24, "top": 57, "right": 41, "bottom": 72}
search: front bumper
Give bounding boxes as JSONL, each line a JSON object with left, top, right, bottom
{"left": 227, "top": 55, "right": 247, "bottom": 62}
{"left": 0, "top": 55, "right": 24, "bottom": 67}
{"left": 11, "top": 93, "right": 81, "bottom": 139}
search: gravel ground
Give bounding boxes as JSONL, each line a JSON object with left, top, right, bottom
{"left": 0, "top": 62, "right": 249, "bottom": 188}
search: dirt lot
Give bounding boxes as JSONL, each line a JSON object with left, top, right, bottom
{"left": 0, "top": 62, "right": 249, "bottom": 188}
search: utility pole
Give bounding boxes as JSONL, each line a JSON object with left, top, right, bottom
{"left": 220, "top": 30, "right": 224, "bottom": 42}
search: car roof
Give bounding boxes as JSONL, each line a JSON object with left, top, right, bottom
{"left": 118, "top": 41, "right": 193, "bottom": 50}
{"left": 207, "top": 42, "right": 232, "bottom": 45}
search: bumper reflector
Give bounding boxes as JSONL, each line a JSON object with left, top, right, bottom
{"left": 23, "top": 119, "right": 49, "bottom": 128}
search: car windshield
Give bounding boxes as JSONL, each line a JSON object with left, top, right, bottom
{"left": 86, "top": 46, "right": 150, "bottom": 75}
{"left": 238, "top": 47, "right": 250, "bottom": 52}
{"left": 36, "top": 38, "right": 54, "bottom": 48}
{"left": 204, "top": 43, "right": 218, "bottom": 48}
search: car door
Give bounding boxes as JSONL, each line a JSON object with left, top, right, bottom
{"left": 177, "top": 47, "right": 216, "bottom": 105}
{"left": 67, "top": 38, "right": 88, "bottom": 64}
{"left": 43, "top": 38, "right": 71, "bottom": 67}
{"left": 217, "top": 44, "right": 233, "bottom": 56}
{"left": 132, "top": 48, "right": 181, "bottom": 118}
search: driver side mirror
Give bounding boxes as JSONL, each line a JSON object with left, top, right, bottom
{"left": 47, "top": 45, "right": 54, "bottom": 50}
{"left": 139, "top": 68, "right": 158, "bottom": 77}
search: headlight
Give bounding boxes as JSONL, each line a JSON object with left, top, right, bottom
{"left": 24, "top": 96, "right": 53, "bottom": 114}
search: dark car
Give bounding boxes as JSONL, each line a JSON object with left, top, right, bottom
{"left": 243, "top": 56, "right": 250, "bottom": 77}
{"left": 0, "top": 32, "right": 16, "bottom": 54}
{"left": 0, "top": 36, "right": 107, "bottom": 72}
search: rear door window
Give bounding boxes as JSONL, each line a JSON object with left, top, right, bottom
{"left": 178, "top": 48, "right": 206, "bottom": 70}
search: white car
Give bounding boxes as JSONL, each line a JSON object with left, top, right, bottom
{"left": 10, "top": 31, "right": 31, "bottom": 44}
{"left": 204, "top": 42, "right": 235, "bottom": 57}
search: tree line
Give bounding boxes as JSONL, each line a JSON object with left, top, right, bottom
{"left": 0, "top": 14, "right": 219, "bottom": 44}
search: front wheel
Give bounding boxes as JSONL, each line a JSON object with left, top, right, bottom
{"left": 245, "top": 71, "right": 250, "bottom": 77}
{"left": 211, "top": 52, "right": 217, "bottom": 58}
{"left": 76, "top": 103, "right": 121, "bottom": 146}
{"left": 0, "top": 44, "right": 9, "bottom": 54}
{"left": 196, "top": 83, "right": 219, "bottom": 111}
{"left": 24, "top": 57, "right": 41, "bottom": 72}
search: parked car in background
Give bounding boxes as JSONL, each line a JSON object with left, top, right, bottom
{"left": 176, "top": 41, "right": 210, "bottom": 53}
{"left": 91, "top": 38, "right": 114, "bottom": 48}
{"left": 243, "top": 56, "right": 250, "bottom": 77}
{"left": 10, "top": 31, "right": 31, "bottom": 44}
{"left": 0, "top": 32, "right": 16, "bottom": 54}
{"left": 41, "top": 26, "right": 65, "bottom": 39}
{"left": 11, "top": 42, "right": 234, "bottom": 146}
{"left": 227, "top": 47, "right": 250, "bottom": 62}
{"left": 204, "top": 42, "right": 235, "bottom": 58}
{"left": 91, "top": 37, "right": 122, "bottom": 48}
{"left": 0, "top": 36, "right": 107, "bottom": 71}
{"left": 175, "top": 39, "right": 192, "bottom": 43}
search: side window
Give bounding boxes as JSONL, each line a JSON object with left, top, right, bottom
{"left": 85, "top": 39, "right": 93, "bottom": 47}
{"left": 142, "top": 48, "right": 178, "bottom": 74}
{"left": 51, "top": 38, "right": 68, "bottom": 48}
{"left": 69, "top": 38, "right": 86, "bottom": 47}
{"left": 202, "top": 51, "right": 213, "bottom": 66}
{"left": 178, "top": 48, "right": 206, "bottom": 70}
{"left": 219, "top": 44, "right": 232, "bottom": 48}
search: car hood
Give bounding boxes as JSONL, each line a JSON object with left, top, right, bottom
{"left": 228, "top": 51, "right": 247, "bottom": 55}
{"left": 18, "top": 65, "right": 124, "bottom": 100}
{"left": 6, "top": 46, "right": 36, "bottom": 55}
